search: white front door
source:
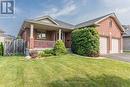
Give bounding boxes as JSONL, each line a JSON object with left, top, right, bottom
{"left": 112, "top": 39, "right": 119, "bottom": 53}
{"left": 100, "top": 37, "right": 108, "bottom": 54}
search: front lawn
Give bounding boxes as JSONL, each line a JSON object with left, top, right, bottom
{"left": 0, "top": 54, "right": 130, "bottom": 87}
{"left": 124, "top": 51, "right": 130, "bottom": 54}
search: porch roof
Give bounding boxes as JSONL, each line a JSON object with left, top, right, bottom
{"left": 25, "top": 15, "right": 74, "bottom": 30}
{"left": 18, "top": 16, "right": 75, "bottom": 35}
{"left": 24, "top": 20, "right": 74, "bottom": 31}
{"left": 30, "top": 15, "right": 74, "bottom": 29}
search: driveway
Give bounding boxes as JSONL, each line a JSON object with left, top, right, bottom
{"left": 104, "top": 53, "right": 130, "bottom": 62}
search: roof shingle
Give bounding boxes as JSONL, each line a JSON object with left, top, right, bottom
{"left": 75, "top": 13, "right": 115, "bottom": 28}
{"left": 123, "top": 25, "right": 130, "bottom": 37}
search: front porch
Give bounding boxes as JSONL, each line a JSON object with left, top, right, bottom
{"left": 34, "top": 40, "right": 55, "bottom": 48}
{"left": 25, "top": 23, "right": 72, "bottom": 50}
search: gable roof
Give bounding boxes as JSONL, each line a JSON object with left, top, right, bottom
{"left": 54, "top": 19, "right": 74, "bottom": 29}
{"left": 0, "top": 33, "right": 15, "bottom": 39}
{"left": 32, "top": 15, "right": 59, "bottom": 25}
{"left": 26, "top": 15, "right": 74, "bottom": 29}
{"left": 19, "top": 13, "right": 124, "bottom": 36}
{"left": 75, "top": 13, "right": 125, "bottom": 32}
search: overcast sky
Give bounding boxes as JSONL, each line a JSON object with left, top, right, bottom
{"left": 0, "top": 0, "right": 130, "bottom": 36}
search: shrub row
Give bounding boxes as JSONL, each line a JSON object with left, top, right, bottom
{"left": 38, "top": 40, "right": 67, "bottom": 57}
{"left": 39, "top": 49, "right": 54, "bottom": 57}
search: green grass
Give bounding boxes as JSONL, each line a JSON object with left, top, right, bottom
{"left": 124, "top": 51, "right": 130, "bottom": 54}
{"left": 0, "top": 54, "right": 130, "bottom": 87}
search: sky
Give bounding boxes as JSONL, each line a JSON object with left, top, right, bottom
{"left": 0, "top": 0, "right": 130, "bottom": 36}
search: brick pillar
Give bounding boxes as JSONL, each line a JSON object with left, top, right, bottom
{"left": 53, "top": 31, "right": 56, "bottom": 41}
{"left": 120, "top": 37, "right": 123, "bottom": 53}
{"left": 109, "top": 32, "right": 112, "bottom": 54}
{"left": 29, "top": 24, "right": 34, "bottom": 49}
{"left": 29, "top": 38, "right": 34, "bottom": 49}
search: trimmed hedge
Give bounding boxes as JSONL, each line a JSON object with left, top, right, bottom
{"left": 39, "top": 49, "right": 54, "bottom": 57}
{"left": 53, "top": 40, "right": 67, "bottom": 56}
{"left": 38, "top": 40, "right": 67, "bottom": 57}
{"left": 71, "top": 27, "right": 99, "bottom": 57}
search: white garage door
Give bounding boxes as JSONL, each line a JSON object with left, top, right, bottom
{"left": 100, "top": 37, "right": 108, "bottom": 54}
{"left": 112, "top": 39, "right": 119, "bottom": 53}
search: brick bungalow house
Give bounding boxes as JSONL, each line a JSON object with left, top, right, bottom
{"left": 18, "top": 13, "right": 124, "bottom": 55}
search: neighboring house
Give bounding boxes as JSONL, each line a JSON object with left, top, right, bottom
{"left": 18, "top": 13, "right": 124, "bottom": 54}
{"left": 122, "top": 25, "right": 130, "bottom": 51}
{"left": 0, "top": 29, "right": 15, "bottom": 54}
{"left": 4, "top": 35, "right": 15, "bottom": 45}
{"left": 0, "top": 29, "right": 6, "bottom": 43}
{"left": 0, "top": 29, "right": 14, "bottom": 44}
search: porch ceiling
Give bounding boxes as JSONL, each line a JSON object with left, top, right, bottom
{"left": 24, "top": 21, "right": 73, "bottom": 32}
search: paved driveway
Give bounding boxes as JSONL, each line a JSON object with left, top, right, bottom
{"left": 104, "top": 53, "right": 130, "bottom": 62}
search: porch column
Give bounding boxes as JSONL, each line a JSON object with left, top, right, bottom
{"left": 58, "top": 29, "right": 62, "bottom": 40}
{"left": 30, "top": 24, "right": 34, "bottom": 38}
{"left": 29, "top": 24, "right": 34, "bottom": 49}
{"left": 109, "top": 32, "right": 112, "bottom": 53}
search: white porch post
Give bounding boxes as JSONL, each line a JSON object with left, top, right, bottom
{"left": 29, "top": 24, "right": 34, "bottom": 49}
{"left": 59, "top": 29, "right": 61, "bottom": 40}
{"left": 30, "top": 24, "right": 34, "bottom": 38}
{"left": 109, "top": 32, "right": 112, "bottom": 54}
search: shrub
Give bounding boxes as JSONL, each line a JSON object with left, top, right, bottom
{"left": 29, "top": 50, "right": 38, "bottom": 59}
{"left": 0, "top": 42, "right": 4, "bottom": 56}
{"left": 44, "top": 49, "right": 54, "bottom": 55}
{"left": 71, "top": 27, "right": 99, "bottom": 57}
{"left": 53, "top": 40, "right": 67, "bottom": 56}
{"left": 39, "top": 49, "right": 54, "bottom": 57}
{"left": 38, "top": 51, "right": 44, "bottom": 57}
{"left": 13, "top": 53, "right": 24, "bottom": 56}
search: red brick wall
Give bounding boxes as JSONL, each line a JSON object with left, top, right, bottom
{"left": 96, "top": 17, "right": 123, "bottom": 53}
{"left": 97, "top": 17, "right": 122, "bottom": 38}
{"left": 33, "top": 30, "right": 56, "bottom": 41}
{"left": 21, "top": 28, "right": 30, "bottom": 48}
{"left": 21, "top": 29, "right": 30, "bottom": 41}
{"left": 21, "top": 31, "right": 26, "bottom": 40}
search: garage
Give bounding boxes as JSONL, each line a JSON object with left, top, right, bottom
{"left": 112, "top": 39, "right": 119, "bottom": 53}
{"left": 123, "top": 37, "right": 130, "bottom": 51}
{"left": 100, "top": 37, "right": 108, "bottom": 54}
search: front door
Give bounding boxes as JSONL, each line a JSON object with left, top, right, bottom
{"left": 65, "top": 32, "right": 71, "bottom": 48}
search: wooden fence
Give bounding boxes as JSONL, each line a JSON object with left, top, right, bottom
{"left": 4, "top": 39, "right": 26, "bottom": 55}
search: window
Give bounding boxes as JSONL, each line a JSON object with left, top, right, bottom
{"left": 109, "top": 20, "right": 112, "bottom": 28}
{"left": 61, "top": 32, "right": 65, "bottom": 40}
{"left": 37, "top": 32, "right": 46, "bottom": 39}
